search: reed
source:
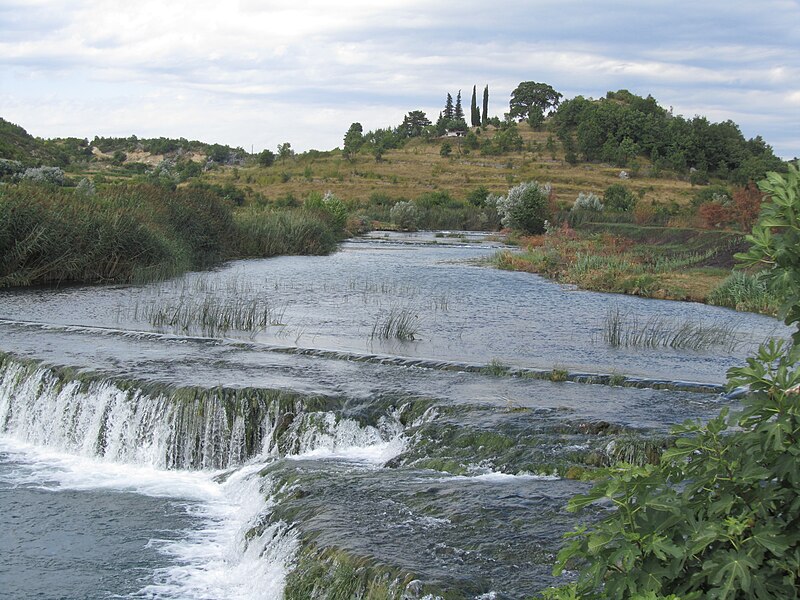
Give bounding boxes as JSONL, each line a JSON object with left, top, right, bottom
{"left": 0, "top": 183, "right": 340, "bottom": 288}
{"left": 370, "top": 307, "right": 419, "bottom": 341}
{"left": 602, "top": 305, "right": 743, "bottom": 352}
{"left": 136, "top": 295, "right": 285, "bottom": 337}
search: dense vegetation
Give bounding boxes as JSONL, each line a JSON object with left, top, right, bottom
{"left": 543, "top": 163, "right": 800, "bottom": 600}
{"left": 0, "top": 183, "right": 342, "bottom": 287}
{"left": 552, "top": 90, "right": 784, "bottom": 184}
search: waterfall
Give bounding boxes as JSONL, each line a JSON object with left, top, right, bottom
{"left": 0, "top": 354, "right": 406, "bottom": 470}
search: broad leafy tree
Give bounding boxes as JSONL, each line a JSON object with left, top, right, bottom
{"left": 277, "top": 142, "right": 294, "bottom": 162}
{"left": 342, "top": 122, "right": 364, "bottom": 161}
{"left": 509, "top": 81, "right": 562, "bottom": 122}
{"left": 257, "top": 148, "right": 275, "bottom": 167}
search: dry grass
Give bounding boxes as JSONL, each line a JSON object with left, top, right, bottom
{"left": 204, "top": 128, "right": 700, "bottom": 208}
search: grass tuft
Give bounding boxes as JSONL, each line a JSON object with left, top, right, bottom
{"left": 602, "top": 305, "right": 742, "bottom": 352}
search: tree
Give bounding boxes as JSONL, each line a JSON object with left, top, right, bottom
{"left": 400, "top": 110, "right": 431, "bottom": 138}
{"left": 454, "top": 90, "right": 464, "bottom": 122}
{"left": 482, "top": 85, "right": 489, "bottom": 126}
{"left": 277, "top": 142, "right": 294, "bottom": 162}
{"left": 604, "top": 183, "right": 637, "bottom": 212}
{"left": 509, "top": 81, "right": 562, "bottom": 123}
{"left": 343, "top": 122, "right": 364, "bottom": 161}
{"left": 257, "top": 149, "right": 275, "bottom": 167}
{"left": 470, "top": 86, "right": 480, "bottom": 128}
{"left": 543, "top": 163, "right": 800, "bottom": 600}
{"left": 444, "top": 93, "right": 454, "bottom": 121}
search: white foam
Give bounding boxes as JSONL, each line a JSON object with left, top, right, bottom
{"left": 434, "top": 470, "right": 560, "bottom": 483}
{"left": 0, "top": 437, "right": 297, "bottom": 600}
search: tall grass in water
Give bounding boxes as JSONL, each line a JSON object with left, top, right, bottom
{"left": 135, "top": 295, "right": 285, "bottom": 337}
{"left": 603, "top": 305, "right": 742, "bottom": 352}
{"left": 708, "top": 271, "right": 779, "bottom": 315}
{"left": 233, "top": 208, "right": 338, "bottom": 257}
{"left": 0, "top": 183, "right": 340, "bottom": 288}
{"left": 370, "top": 307, "right": 419, "bottom": 341}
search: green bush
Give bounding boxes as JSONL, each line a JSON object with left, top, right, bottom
{"left": 604, "top": 183, "right": 637, "bottom": 212}
{"left": 708, "top": 271, "right": 779, "bottom": 315}
{"left": 548, "top": 341, "right": 800, "bottom": 600}
{"left": 545, "top": 163, "right": 800, "bottom": 600}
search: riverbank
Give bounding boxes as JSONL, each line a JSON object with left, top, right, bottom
{"left": 491, "top": 222, "right": 780, "bottom": 316}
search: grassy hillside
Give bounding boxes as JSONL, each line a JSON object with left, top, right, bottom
{"left": 202, "top": 128, "right": 702, "bottom": 211}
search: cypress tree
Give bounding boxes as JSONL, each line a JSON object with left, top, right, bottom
{"left": 470, "top": 85, "right": 480, "bottom": 127}
{"left": 482, "top": 85, "right": 489, "bottom": 126}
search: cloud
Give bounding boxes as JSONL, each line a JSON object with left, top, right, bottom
{"left": 1, "top": 0, "right": 797, "bottom": 157}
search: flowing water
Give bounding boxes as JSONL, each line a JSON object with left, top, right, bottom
{"left": 0, "top": 233, "right": 789, "bottom": 599}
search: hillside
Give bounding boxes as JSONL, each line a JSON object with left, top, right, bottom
{"left": 0, "top": 118, "right": 67, "bottom": 166}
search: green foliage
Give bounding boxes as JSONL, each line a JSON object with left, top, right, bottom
{"left": 232, "top": 208, "right": 338, "bottom": 257}
{"left": 342, "top": 122, "right": 364, "bottom": 161}
{"left": 552, "top": 91, "right": 783, "bottom": 182}
{"left": 470, "top": 85, "right": 480, "bottom": 128}
{"left": 495, "top": 181, "right": 552, "bottom": 234}
{"left": 547, "top": 168, "right": 800, "bottom": 599}
{"left": 0, "top": 182, "right": 337, "bottom": 287}
{"left": 481, "top": 123, "right": 524, "bottom": 155}
{"left": 257, "top": 148, "right": 276, "bottom": 167}
{"left": 482, "top": 85, "right": 489, "bottom": 126}
{"left": 509, "top": 81, "right": 562, "bottom": 122}
{"left": 708, "top": 271, "right": 779, "bottom": 315}
{"left": 557, "top": 341, "right": 800, "bottom": 600}
{"left": 604, "top": 184, "right": 637, "bottom": 212}
{"left": 399, "top": 110, "right": 431, "bottom": 138}
{"left": 466, "top": 185, "right": 490, "bottom": 207}
{"left": 0, "top": 117, "right": 70, "bottom": 166}
{"left": 277, "top": 142, "right": 294, "bottom": 162}
{"left": 439, "top": 142, "right": 452, "bottom": 158}
{"left": 736, "top": 161, "right": 800, "bottom": 343}
{"left": 304, "top": 191, "right": 348, "bottom": 231}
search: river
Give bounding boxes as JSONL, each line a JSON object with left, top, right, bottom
{"left": 0, "top": 232, "right": 788, "bottom": 599}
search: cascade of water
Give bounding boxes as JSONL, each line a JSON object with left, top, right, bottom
{"left": 0, "top": 355, "right": 411, "bottom": 600}
{"left": 0, "top": 356, "right": 407, "bottom": 470}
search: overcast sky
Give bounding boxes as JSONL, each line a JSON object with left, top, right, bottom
{"left": 1, "top": 0, "right": 798, "bottom": 158}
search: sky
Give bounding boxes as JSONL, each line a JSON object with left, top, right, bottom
{"left": 1, "top": 0, "right": 798, "bottom": 159}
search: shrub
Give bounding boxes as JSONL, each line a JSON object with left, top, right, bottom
{"left": 19, "top": 166, "right": 66, "bottom": 186}
{"left": 0, "top": 158, "right": 23, "bottom": 180}
{"left": 731, "top": 182, "right": 764, "bottom": 232}
{"left": 603, "top": 183, "right": 636, "bottom": 212}
{"left": 389, "top": 200, "right": 420, "bottom": 231}
{"left": 545, "top": 162, "right": 800, "bottom": 600}
{"left": 439, "top": 142, "right": 452, "bottom": 158}
{"left": 495, "top": 181, "right": 552, "bottom": 234}
{"left": 305, "top": 191, "right": 347, "bottom": 231}
{"left": 549, "top": 341, "right": 800, "bottom": 600}
{"left": 698, "top": 201, "right": 733, "bottom": 228}
{"left": 572, "top": 192, "right": 603, "bottom": 212}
